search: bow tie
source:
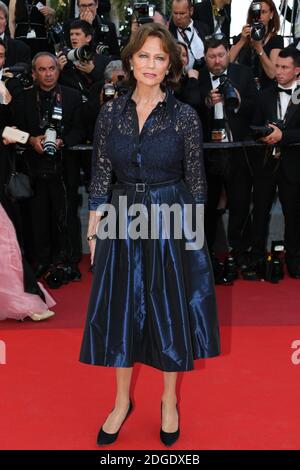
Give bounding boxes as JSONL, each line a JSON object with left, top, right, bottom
{"left": 181, "top": 26, "right": 191, "bottom": 32}
{"left": 277, "top": 87, "right": 293, "bottom": 95}
{"left": 212, "top": 74, "right": 226, "bottom": 81}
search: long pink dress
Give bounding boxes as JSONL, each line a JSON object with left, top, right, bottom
{"left": 0, "top": 203, "right": 55, "bottom": 320}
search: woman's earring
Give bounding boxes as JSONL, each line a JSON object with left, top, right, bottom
{"left": 165, "top": 70, "right": 169, "bottom": 76}
{"left": 130, "top": 64, "right": 133, "bottom": 71}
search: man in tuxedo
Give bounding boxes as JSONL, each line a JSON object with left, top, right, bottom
{"left": 249, "top": 47, "right": 300, "bottom": 278}
{"left": 193, "top": 0, "right": 232, "bottom": 42}
{"left": 64, "top": 0, "right": 119, "bottom": 58}
{"left": 280, "top": 0, "right": 300, "bottom": 47}
{"left": 0, "top": 1, "right": 31, "bottom": 67}
{"left": 197, "top": 36, "right": 257, "bottom": 273}
{"left": 169, "top": 0, "right": 209, "bottom": 70}
{"left": 13, "top": 52, "right": 85, "bottom": 281}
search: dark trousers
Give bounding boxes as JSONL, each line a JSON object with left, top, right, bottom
{"left": 204, "top": 148, "right": 252, "bottom": 253}
{"left": 278, "top": 172, "right": 300, "bottom": 266}
{"left": 63, "top": 149, "right": 92, "bottom": 264}
{"left": 29, "top": 175, "right": 67, "bottom": 265}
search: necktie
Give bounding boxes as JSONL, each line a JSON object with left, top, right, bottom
{"left": 276, "top": 87, "right": 293, "bottom": 95}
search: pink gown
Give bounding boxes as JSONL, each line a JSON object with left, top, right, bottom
{"left": 0, "top": 203, "right": 56, "bottom": 320}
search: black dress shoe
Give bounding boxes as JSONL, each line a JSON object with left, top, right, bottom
{"left": 287, "top": 266, "right": 300, "bottom": 279}
{"left": 160, "top": 403, "right": 180, "bottom": 447}
{"left": 97, "top": 400, "right": 133, "bottom": 446}
{"left": 35, "top": 263, "right": 49, "bottom": 279}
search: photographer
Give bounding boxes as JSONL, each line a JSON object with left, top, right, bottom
{"left": 230, "top": 0, "right": 283, "bottom": 90}
{"left": 83, "top": 59, "right": 126, "bottom": 140}
{"left": 169, "top": 0, "right": 209, "bottom": 71}
{"left": 64, "top": 0, "right": 120, "bottom": 58}
{"left": 175, "top": 41, "right": 203, "bottom": 110}
{"left": 246, "top": 48, "right": 300, "bottom": 279}
{"left": 193, "top": 0, "right": 232, "bottom": 42}
{"left": 198, "top": 37, "right": 257, "bottom": 279}
{"left": 13, "top": 52, "right": 85, "bottom": 281}
{"left": 57, "top": 19, "right": 110, "bottom": 100}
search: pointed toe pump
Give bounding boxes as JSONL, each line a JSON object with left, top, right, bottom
{"left": 97, "top": 399, "right": 133, "bottom": 446}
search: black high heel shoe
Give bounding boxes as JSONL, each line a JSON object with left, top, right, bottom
{"left": 97, "top": 399, "right": 133, "bottom": 446}
{"left": 160, "top": 403, "right": 180, "bottom": 447}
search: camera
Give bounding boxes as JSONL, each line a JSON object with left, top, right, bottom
{"left": 2, "top": 64, "right": 33, "bottom": 89}
{"left": 264, "top": 240, "right": 285, "bottom": 283}
{"left": 250, "top": 120, "right": 285, "bottom": 140}
{"left": 217, "top": 75, "right": 240, "bottom": 110}
{"left": 103, "top": 75, "right": 128, "bottom": 102}
{"left": 95, "top": 43, "right": 110, "bottom": 55}
{"left": 133, "top": 2, "right": 155, "bottom": 24}
{"left": 250, "top": 2, "right": 266, "bottom": 41}
{"left": 43, "top": 127, "right": 57, "bottom": 157}
{"left": 49, "top": 23, "right": 67, "bottom": 53}
{"left": 65, "top": 44, "right": 94, "bottom": 63}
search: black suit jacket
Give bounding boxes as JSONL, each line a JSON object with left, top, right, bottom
{"left": 197, "top": 62, "right": 257, "bottom": 142}
{"left": 252, "top": 83, "right": 300, "bottom": 182}
{"left": 169, "top": 18, "right": 210, "bottom": 45}
{"left": 13, "top": 84, "right": 85, "bottom": 176}
{"left": 4, "top": 35, "right": 31, "bottom": 67}
{"left": 193, "top": 0, "right": 231, "bottom": 41}
{"left": 64, "top": 15, "right": 120, "bottom": 58}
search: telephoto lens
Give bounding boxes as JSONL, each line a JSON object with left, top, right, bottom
{"left": 43, "top": 128, "right": 57, "bottom": 157}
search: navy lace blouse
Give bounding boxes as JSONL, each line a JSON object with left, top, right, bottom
{"left": 89, "top": 89, "right": 206, "bottom": 209}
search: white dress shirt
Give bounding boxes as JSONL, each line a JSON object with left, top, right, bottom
{"left": 177, "top": 20, "right": 204, "bottom": 71}
{"left": 277, "top": 81, "right": 298, "bottom": 120}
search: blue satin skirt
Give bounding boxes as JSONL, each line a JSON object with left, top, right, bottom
{"left": 80, "top": 180, "right": 220, "bottom": 372}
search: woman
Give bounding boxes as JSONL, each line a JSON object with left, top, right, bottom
{"left": 175, "top": 41, "right": 202, "bottom": 110}
{"left": 80, "top": 23, "right": 220, "bottom": 447}
{"left": 0, "top": 203, "right": 55, "bottom": 321}
{"left": 229, "top": 0, "right": 283, "bottom": 89}
{"left": 9, "top": 0, "right": 55, "bottom": 58}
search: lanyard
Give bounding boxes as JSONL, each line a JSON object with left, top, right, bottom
{"left": 178, "top": 28, "right": 197, "bottom": 63}
{"left": 37, "top": 85, "right": 62, "bottom": 130}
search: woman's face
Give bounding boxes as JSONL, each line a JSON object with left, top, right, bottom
{"left": 178, "top": 44, "right": 188, "bottom": 68}
{"left": 130, "top": 36, "right": 170, "bottom": 88}
{"left": 259, "top": 2, "right": 274, "bottom": 28}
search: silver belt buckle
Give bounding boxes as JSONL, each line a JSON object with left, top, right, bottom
{"left": 136, "top": 183, "right": 146, "bottom": 192}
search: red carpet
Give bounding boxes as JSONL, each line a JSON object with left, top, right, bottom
{"left": 1, "top": 257, "right": 300, "bottom": 449}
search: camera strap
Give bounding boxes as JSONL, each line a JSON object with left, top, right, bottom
{"left": 36, "top": 84, "right": 63, "bottom": 132}
{"left": 178, "top": 28, "right": 197, "bottom": 63}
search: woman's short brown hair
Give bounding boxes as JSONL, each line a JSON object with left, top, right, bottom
{"left": 247, "top": 0, "right": 280, "bottom": 37}
{"left": 121, "top": 23, "right": 183, "bottom": 90}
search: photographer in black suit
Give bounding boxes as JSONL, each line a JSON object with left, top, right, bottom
{"left": 193, "top": 0, "right": 232, "bottom": 42}
{"left": 64, "top": 0, "right": 119, "bottom": 58}
{"left": 169, "top": 0, "right": 209, "bottom": 71}
{"left": 249, "top": 47, "right": 300, "bottom": 278}
{"left": 13, "top": 52, "right": 85, "bottom": 281}
{"left": 198, "top": 37, "right": 257, "bottom": 274}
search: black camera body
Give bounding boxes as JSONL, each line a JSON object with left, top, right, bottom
{"left": 250, "top": 2, "right": 266, "bottom": 41}
{"left": 250, "top": 120, "right": 285, "bottom": 140}
{"left": 133, "top": 2, "right": 155, "bottom": 24}
{"left": 218, "top": 75, "right": 240, "bottom": 110}
{"left": 103, "top": 75, "right": 128, "bottom": 102}
{"left": 2, "top": 64, "right": 33, "bottom": 90}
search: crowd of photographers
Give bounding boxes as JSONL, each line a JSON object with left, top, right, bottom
{"left": 1, "top": 0, "right": 300, "bottom": 289}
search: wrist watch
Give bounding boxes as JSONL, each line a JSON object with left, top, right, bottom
{"left": 87, "top": 234, "right": 97, "bottom": 241}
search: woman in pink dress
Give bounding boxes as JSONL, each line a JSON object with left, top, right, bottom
{"left": 0, "top": 203, "right": 56, "bottom": 321}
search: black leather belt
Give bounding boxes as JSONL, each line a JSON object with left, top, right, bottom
{"left": 111, "top": 178, "right": 181, "bottom": 193}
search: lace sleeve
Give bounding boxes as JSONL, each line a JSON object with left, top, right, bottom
{"left": 178, "top": 103, "right": 207, "bottom": 204}
{"left": 89, "top": 101, "right": 114, "bottom": 211}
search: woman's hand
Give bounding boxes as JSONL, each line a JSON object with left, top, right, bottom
{"left": 241, "top": 24, "right": 251, "bottom": 43}
{"left": 88, "top": 239, "right": 97, "bottom": 265}
{"left": 39, "top": 6, "right": 55, "bottom": 17}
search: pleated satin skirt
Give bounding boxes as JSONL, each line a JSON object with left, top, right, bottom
{"left": 80, "top": 180, "right": 220, "bottom": 372}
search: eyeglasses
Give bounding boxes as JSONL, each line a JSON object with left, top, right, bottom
{"left": 205, "top": 33, "right": 226, "bottom": 41}
{"left": 79, "top": 3, "right": 96, "bottom": 8}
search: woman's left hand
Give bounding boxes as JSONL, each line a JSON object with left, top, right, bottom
{"left": 251, "top": 39, "right": 264, "bottom": 54}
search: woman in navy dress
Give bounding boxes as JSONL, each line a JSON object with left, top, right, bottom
{"left": 80, "top": 23, "right": 220, "bottom": 447}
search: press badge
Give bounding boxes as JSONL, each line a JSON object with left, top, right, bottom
{"left": 27, "top": 29, "right": 36, "bottom": 39}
